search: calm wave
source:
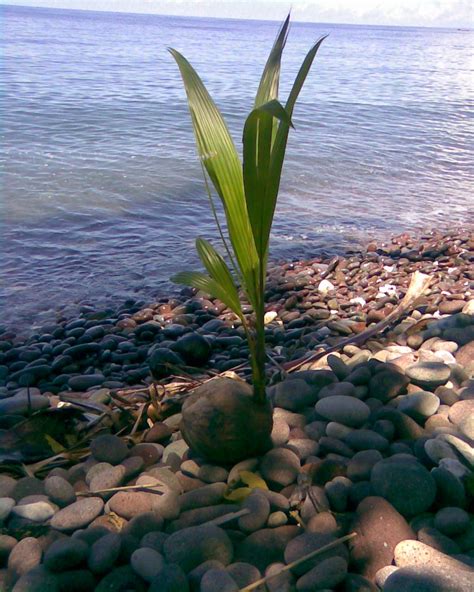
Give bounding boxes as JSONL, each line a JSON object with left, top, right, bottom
{"left": 1, "top": 5, "right": 473, "bottom": 332}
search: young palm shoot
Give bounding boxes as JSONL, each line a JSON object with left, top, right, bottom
{"left": 170, "top": 16, "right": 326, "bottom": 462}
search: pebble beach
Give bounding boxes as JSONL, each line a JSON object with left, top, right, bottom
{"left": 0, "top": 227, "right": 473, "bottom": 591}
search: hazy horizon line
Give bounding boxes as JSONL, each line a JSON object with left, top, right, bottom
{"left": 2, "top": 2, "right": 472, "bottom": 31}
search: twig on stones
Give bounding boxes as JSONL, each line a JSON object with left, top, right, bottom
{"left": 283, "top": 271, "right": 432, "bottom": 374}
{"left": 130, "top": 403, "right": 146, "bottom": 436}
{"left": 206, "top": 508, "right": 251, "bottom": 526}
{"left": 77, "top": 482, "right": 165, "bottom": 496}
{"left": 238, "top": 532, "right": 358, "bottom": 591}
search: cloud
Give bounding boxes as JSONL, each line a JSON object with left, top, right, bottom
{"left": 2, "top": 0, "right": 473, "bottom": 27}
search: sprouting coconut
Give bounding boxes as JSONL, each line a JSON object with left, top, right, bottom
{"left": 169, "top": 16, "right": 326, "bottom": 463}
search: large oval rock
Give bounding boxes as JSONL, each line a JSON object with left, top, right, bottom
{"left": 271, "top": 379, "right": 319, "bottom": 411}
{"left": 405, "top": 362, "right": 451, "bottom": 390}
{"left": 295, "top": 556, "right": 348, "bottom": 591}
{"left": 180, "top": 378, "right": 273, "bottom": 463}
{"left": 398, "top": 391, "right": 440, "bottom": 422}
{"left": 370, "top": 459, "right": 436, "bottom": 517}
{"left": 149, "top": 348, "right": 183, "bottom": 379}
{"left": 90, "top": 434, "right": 128, "bottom": 465}
{"left": 384, "top": 565, "right": 474, "bottom": 592}
{"left": 50, "top": 497, "right": 104, "bottom": 531}
{"left": 394, "top": 540, "right": 473, "bottom": 573}
{"left": 237, "top": 526, "right": 299, "bottom": 572}
{"left": 163, "top": 524, "right": 233, "bottom": 572}
{"left": 8, "top": 537, "right": 42, "bottom": 578}
{"left": 315, "top": 396, "right": 370, "bottom": 427}
{"left": 174, "top": 333, "right": 211, "bottom": 367}
{"left": 43, "top": 538, "right": 89, "bottom": 572}
{"left": 260, "top": 447, "right": 300, "bottom": 487}
{"left": 349, "top": 496, "right": 416, "bottom": 579}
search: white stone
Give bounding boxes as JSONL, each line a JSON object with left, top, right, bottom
{"left": 318, "top": 279, "right": 335, "bottom": 296}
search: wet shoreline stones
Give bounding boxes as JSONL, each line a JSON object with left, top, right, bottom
{"left": 0, "top": 228, "right": 473, "bottom": 590}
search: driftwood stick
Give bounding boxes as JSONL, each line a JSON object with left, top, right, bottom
{"left": 283, "top": 271, "right": 432, "bottom": 374}
{"left": 207, "top": 508, "right": 251, "bottom": 526}
{"left": 238, "top": 531, "right": 357, "bottom": 591}
{"left": 77, "top": 483, "right": 165, "bottom": 496}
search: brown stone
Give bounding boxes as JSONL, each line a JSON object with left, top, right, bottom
{"left": 349, "top": 496, "right": 416, "bottom": 580}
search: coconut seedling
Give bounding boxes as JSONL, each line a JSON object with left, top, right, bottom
{"left": 169, "top": 16, "right": 326, "bottom": 462}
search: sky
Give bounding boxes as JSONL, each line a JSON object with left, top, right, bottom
{"left": 1, "top": 0, "right": 473, "bottom": 28}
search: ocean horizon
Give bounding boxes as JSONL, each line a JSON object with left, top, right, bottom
{"left": 2, "top": 4, "right": 473, "bottom": 333}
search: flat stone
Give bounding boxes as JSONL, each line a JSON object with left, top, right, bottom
{"left": 418, "top": 527, "right": 461, "bottom": 555}
{"left": 162, "top": 439, "right": 189, "bottom": 469}
{"left": 179, "top": 482, "right": 227, "bottom": 512}
{"left": 0, "top": 394, "right": 49, "bottom": 415}
{"left": 368, "top": 370, "right": 409, "bottom": 402}
{"left": 0, "top": 534, "right": 17, "bottom": 563}
{"left": 198, "top": 464, "right": 229, "bottom": 484}
{"left": 449, "top": 399, "right": 474, "bottom": 425}
{"left": 271, "top": 379, "right": 319, "bottom": 411}
{"left": 95, "top": 565, "right": 147, "bottom": 592}
{"left": 284, "top": 532, "right": 349, "bottom": 577}
{"left": 44, "top": 538, "right": 89, "bottom": 572}
{"left": 394, "top": 539, "right": 473, "bottom": 572}
{"left": 12, "top": 500, "right": 56, "bottom": 522}
{"left": 432, "top": 467, "right": 466, "bottom": 508}
{"left": 434, "top": 507, "right": 470, "bottom": 536}
{"left": 88, "top": 532, "right": 122, "bottom": 575}
{"left": 108, "top": 491, "right": 155, "bottom": 519}
{"left": 439, "top": 434, "right": 474, "bottom": 467}
{"left": 148, "top": 564, "right": 189, "bottom": 592}
{"left": 398, "top": 391, "right": 440, "bottom": 422}
{"left": 295, "top": 556, "right": 348, "bottom": 591}
{"left": 8, "top": 537, "right": 42, "bottom": 578}
{"left": 267, "top": 511, "right": 288, "bottom": 528}
{"left": 0, "top": 475, "right": 16, "bottom": 498}
{"left": 200, "top": 568, "right": 238, "bottom": 592}
{"left": 89, "top": 465, "right": 125, "bottom": 494}
{"left": 144, "top": 422, "right": 173, "bottom": 443}
{"left": 90, "top": 434, "right": 128, "bottom": 465}
{"left": 50, "top": 497, "right": 104, "bottom": 531}
{"left": 260, "top": 448, "right": 300, "bottom": 487}
{"left": 425, "top": 437, "right": 459, "bottom": 464}
{"left": 130, "top": 548, "right": 165, "bottom": 582}
{"left": 237, "top": 526, "right": 299, "bottom": 572}
{"left": 163, "top": 524, "right": 233, "bottom": 572}
{"left": 370, "top": 458, "right": 437, "bottom": 517}
{"left": 170, "top": 505, "right": 235, "bottom": 531}
{"left": 384, "top": 565, "right": 474, "bottom": 592}
{"left": 226, "top": 563, "right": 261, "bottom": 588}
{"left": 315, "top": 396, "right": 370, "bottom": 427}
{"left": 347, "top": 450, "right": 383, "bottom": 482}
{"left": 10, "top": 566, "right": 59, "bottom": 592}
{"left": 68, "top": 374, "right": 105, "bottom": 391}
{"left": 123, "top": 512, "right": 164, "bottom": 539}
{"left": 406, "top": 362, "right": 451, "bottom": 390}
{"left": 374, "top": 408, "right": 425, "bottom": 440}
{"left": 45, "top": 476, "right": 76, "bottom": 507}
{"left": 238, "top": 491, "right": 270, "bottom": 533}
{"left": 0, "top": 497, "right": 15, "bottom": 521}
{"left": 349, "top": 496, "right": 416, "bottom": 579}
{"left": 343, "top": 429, "right": 389, "bottom": 451}
{"left": 174, "top": 333, "right": 211, "bottom": 367}
{"left": 317, "top": 381, "right": 356, "bottom": 399}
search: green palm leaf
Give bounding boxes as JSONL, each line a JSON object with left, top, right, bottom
{"left": 267, "top": 36, "right": 327, "bottom": 206}
{"left": 243, "top": 99, "right": 293, "bottom": 260}
{"left": 171, "top": 270, "right": 243, "bottom": 319}
{"left": 255, "top": 14, "right": 289, "bottom": 106}
{"left": 195, "top": 237, "right": 243, "bottom": 315}
{"left": 168, "top": 48, "right": 259, "bottom": 308}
